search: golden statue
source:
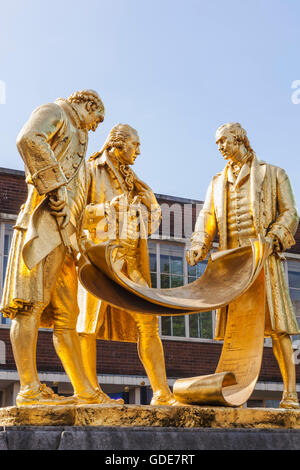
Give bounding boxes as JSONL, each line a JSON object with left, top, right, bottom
{"left": 186, "top": 122, "right": 300, "bottom": 409}
{"left": 0, "top": 90, "right": 124, "bottom": 406}
{"left": 77, "top": 123, "right": 182, "bottom": 406}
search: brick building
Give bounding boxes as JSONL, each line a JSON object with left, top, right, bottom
{"left": 0, "top": 167, "right": 300, "bottom": 407}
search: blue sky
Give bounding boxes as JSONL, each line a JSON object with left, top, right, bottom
{"left": 0, "top": 0, "right": 300, "bottom": 206}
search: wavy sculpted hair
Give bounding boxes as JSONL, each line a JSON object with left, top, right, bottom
{"left": 216, "top": 122, "right": 255, "bottom": 156}
{"left": 68, "top": 89, "right": 105, "bottom": 115}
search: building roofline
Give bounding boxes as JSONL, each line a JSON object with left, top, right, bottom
{"left": 155, "top": 193, "right": 203, "bottom": 205}
{"left": 0, "top": 167, "right": 204, "bottom": 204}
{"left": 0, "top": 167, "right": 25, "bottom": 177}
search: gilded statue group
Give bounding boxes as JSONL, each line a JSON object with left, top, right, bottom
{"left": 0, "top": 89, "right": 299, "bottom": 410}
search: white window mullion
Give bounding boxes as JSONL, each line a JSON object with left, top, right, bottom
{"left": 185, "top": 315, "right": 189, "bottom": 338}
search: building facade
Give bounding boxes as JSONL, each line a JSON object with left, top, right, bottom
{"left": 0, "top": 167, "right": 300, "bottom": 407}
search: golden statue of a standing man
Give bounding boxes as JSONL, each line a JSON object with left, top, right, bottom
{"left": 0, "top": 90, "right": 122, "bottom": 405}
{"left": 77, "top": 123, "right": 181, "bottom": 405}
{"left": 187, "top": 122, "right": 300, "bottom": 409}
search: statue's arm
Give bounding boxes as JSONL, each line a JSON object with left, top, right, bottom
{"left": 267, "top": 169, "right": 299, "bottom": 252}
{"left": 130, "top": 178, "right": 161, "bottom": 236}
{"left": 82, "top": 162, "right": 107, "bottom": 234}
{"left": 187, "top": 180, "right": 217, "bottom": 265}
{"left": 16, "top": 103, "right": 67, "bottom": 195}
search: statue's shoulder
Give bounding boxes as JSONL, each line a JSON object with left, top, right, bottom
{"left": 33, "top": 101, "right": 63, "bottom": 117}
{"left": 213, "top": 169, "right": 225, "bottom": 181}
{"left": 259, "top": 160, "right": 289, "bottom": 184}
{"left": 88, "top": 151, "right": 105, "bottom": 164}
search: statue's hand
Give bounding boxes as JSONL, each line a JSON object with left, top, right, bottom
{"left": 186, "top": 244, "right": 208, "bottom": 266}
{"left": 265, "top": 234, "right": 281, "bottom": 254}
{"left": 79, "top": 235, "right": 95, "bottom": 254}
{"left": 48, "top": 186, "right": 70, "bottom": 228}
{"left": 110, "top": 194, "right": 128, "bottom": 213}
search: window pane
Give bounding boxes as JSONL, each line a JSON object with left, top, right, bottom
{"left": 160, "top": 274, "right": 170, "bottom": 289}
{"left": 149, "top": 253, "right": 157, "bottom": 273}
{"left": 265, "top": 400, "right": 280, "bottom": 408}
{"left": 290, "top": 289, "right": 300, "bottom": 301}
{"left": 188, "top": 275, "right": 197, "bottom": 284}
{"left": 172, "top": 316, "right": 185, "bottom": 337}
{"left": 150, "top": 273, "right": 157, "bottom": 288}
{"left": 196, "top": 261, "right": 207, "bottom": 277}
{"left": 161, "top": 316, "right": 171, "bottom": 336}
{"left": 189, "top": 311, "right": 213, "bottom": 338}
{"left": 289, "top": 271, "right": 300, "bottom": 289}
{"left": 2, "top": 257, "right": 8, "bottom": 286}
{"left": 171, "top": 275, "right": 184, "bottom": 288}
{"left": 160, "top": 255, "right": 170, "bottom": 274}
{"left": 170, "top": 257, "right": 183, "bottom": 275}
{"left": 188, "top": 264, "right": 196, "bottom": 277}
{"left": 189, "top": 313, "right": 200, "bottom": 338}
{"left": 200, "top": 311, "right": 213, "bottom": 339}
{"left": 188, "top": 260, "right": 207, "bottom": 279}
{"left": 4, "top": 234, "right": 10, "bottom": 254}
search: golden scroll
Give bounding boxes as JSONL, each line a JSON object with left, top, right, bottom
{"left": 79, "top": 238, "right": 269, "bottom": 406}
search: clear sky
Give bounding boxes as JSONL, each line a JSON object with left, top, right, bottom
{"left": 0, "top": 0, "right": 299, "bottom": 206}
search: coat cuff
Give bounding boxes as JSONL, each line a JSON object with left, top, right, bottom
{"left": 190, "top": 231, "right": 212, "bottom": 249}
{"left": 268, "top": 223, "right": 296, "bottom": 251}
{"left": 32, "top": 163, "right": 67, "bottom": 195}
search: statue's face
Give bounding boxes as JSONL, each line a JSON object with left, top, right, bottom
{"left": 216, "top": 129, "right": 241, "bottom": 163}
{"left": 119, "top": 132, "right": 141, "bottom": 165}
{"left": 80, "top": 102, "right": 105, "bottom": 132}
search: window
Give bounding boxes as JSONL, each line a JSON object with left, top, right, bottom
{"left": 189, "top": 311, "right": 213, "bottom": 339}
{"left": 149, "top": 253, "right": 157, "bottom": 288}
{"left": 265, "top": 399, "right": 280, "bottom": 408}
{"left": 288, "top": 260, "right": 300, "bottom": 315}
{"left": 287, "top": 260, "right": 300, "bottom": 339}
{"left": 0, "top": 223, "right": 14, "bottom": 324}
{"left": 2, "top": 224, "right": 13, "bottom": 285}
{"left": 160, "top": 254, "right": 184, "bottom": 288}
{"left": 159, "top": 244, "right": 186, "bottom": 337}
{"left": 148, "top": 240, "right": 214, "bottom": 340}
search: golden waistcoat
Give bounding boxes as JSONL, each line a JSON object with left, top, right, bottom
{"left": 226, "top": 166, "right": 256, "bottom": 249}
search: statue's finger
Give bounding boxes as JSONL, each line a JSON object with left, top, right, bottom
{"left": 61, "top": 210, "right": 70, "bottom": 228}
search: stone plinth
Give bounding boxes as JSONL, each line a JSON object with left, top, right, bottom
{"left": 0, "top": 404, "right": 300, "bottom": 429}
{"left": 0, "top": 405, "right": 300, "bottom": 449}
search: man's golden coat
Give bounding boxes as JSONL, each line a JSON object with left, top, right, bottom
{"left": 192, "top": 155, "right": 299, "bottom": 338}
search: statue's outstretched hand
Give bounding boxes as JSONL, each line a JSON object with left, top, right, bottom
{"left": 186, "top": 243, "right": 208, "bottom": 266}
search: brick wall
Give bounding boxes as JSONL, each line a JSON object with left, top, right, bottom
{"left": 0, "top": 328, "right": 298, "bottom": 384}
{"left": 0, "top": 170, "right": 27, "bottom": 216}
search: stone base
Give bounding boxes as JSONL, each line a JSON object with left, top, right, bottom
{"left": 0, "top": 426, "right": 300, "bottom": 450}
{"left": 0, "top": 404, "right": 300, "bottom": 428}
{"left": 0, "top": 405, "right": 300, "bottom": 450}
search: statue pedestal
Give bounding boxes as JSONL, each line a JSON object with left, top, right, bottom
{"left": 0, "top": 404, "right": 300, "bottom": 450}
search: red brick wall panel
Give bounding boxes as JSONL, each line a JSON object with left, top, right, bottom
{"left": 1, "top": 329, "right": 299, "bottom": 386}
{"left": 0, "top": 172, "right": 27, "bottom": 215}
